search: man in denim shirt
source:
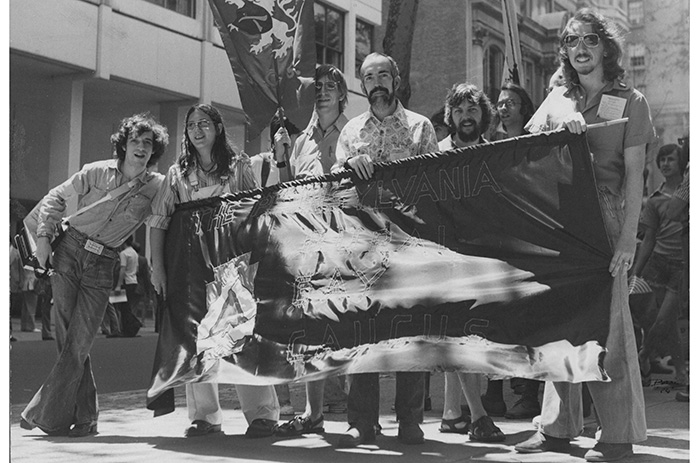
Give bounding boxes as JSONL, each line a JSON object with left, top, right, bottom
{"left": 20, "top": 112, "right": 167, "bottom": 438}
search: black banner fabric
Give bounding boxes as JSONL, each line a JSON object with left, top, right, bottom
{"left": 147, "top": 131, "right": 613, "bottom": 404}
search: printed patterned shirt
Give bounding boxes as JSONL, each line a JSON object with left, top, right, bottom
{"left": 333, "top": 101, "right": 438, "bottom": 170}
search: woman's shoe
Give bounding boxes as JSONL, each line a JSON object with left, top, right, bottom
{"left": 439, "top": 415, "right": 469, "bottom": 434}
{"left": 275, "top": 415, "right": 324, "bottom": 436}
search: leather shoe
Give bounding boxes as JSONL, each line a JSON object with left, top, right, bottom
{"left": 185, "top": 420, "right": 222, "bottom": 437}
{"left": 245, "top": 418, "right": 278, "bottom": 438}
{"left": 584, "top": 442, "right": 633, "bottom": 462}
{"left": 515, "top": 431, "right": 571, "bottom": 453}
{"left": 68, "top": 422, "right": 98, "bottom": 438}
{"left": 481, "top": 394, "right": 507, "bottom": 417}
{"left": 337, "top": 425, "right": 375, "bottom": 447}
{"left": 397, "top": 422, "right": 424, "bottom": 445}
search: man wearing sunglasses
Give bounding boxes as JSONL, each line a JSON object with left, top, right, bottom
{"left": 516, "top": 8, "right": 655, "bottom": 462}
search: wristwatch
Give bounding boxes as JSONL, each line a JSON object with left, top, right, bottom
{"left": 276, "top": 160, "right": 287, "bottom": 168}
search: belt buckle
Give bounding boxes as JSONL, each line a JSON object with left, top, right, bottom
{"left": 84, "top": 239, "right": 104, "bottom": 255}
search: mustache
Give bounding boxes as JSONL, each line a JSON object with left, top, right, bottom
{"left": 369, "top": 86, "right": 391, "bottom": 98}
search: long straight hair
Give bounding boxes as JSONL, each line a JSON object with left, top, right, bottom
{"left": 178, "top": 103, "right": 236, "bottom": 177}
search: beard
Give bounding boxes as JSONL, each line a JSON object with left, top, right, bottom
{"left": 455, "top": 119, "right": 481, "bottom": 143}
{"left": 367, "top": 86, "right": 395, "bottom": 107}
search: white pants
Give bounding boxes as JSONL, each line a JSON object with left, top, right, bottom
{"left": 186, "top": 382, "right": 280, "bottom": 426}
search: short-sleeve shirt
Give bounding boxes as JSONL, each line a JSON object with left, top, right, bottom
{"left": 333, "top": 101, "right": 438, "bottom": 169}
{"left": 640, "top": 184, "right": 684, "bottom": 261}
{"left": 291, "top": 113, "right": 348, "bottom": 178}
{"left": 526, "top": 80, "right": 655, "bottom": 196}
{"left": 120, "top": 245, "right": 139, "bottom": 285}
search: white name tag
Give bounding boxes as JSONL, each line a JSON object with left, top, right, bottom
{"left": 597, "top": 94, "right": 627, "bottom": 120}
{"left": 84, "top": 239, "right": 105, "bottom": 255}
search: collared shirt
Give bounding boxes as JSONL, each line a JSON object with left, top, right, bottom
{"left": 641, "top": 183, "right": 684, "bottom": 260}
{"left": 150, "top": 153, "right": 258, "bottom": 230}
{"left": 333, "top": 101, "right": 438, "bottom": 170}
{"left": 526, "top": 80, "right": 655, "bottom": 196}
{"left": 37, "top": 159, "right": 164, "bottom": 248}
{"left": 250, "top": 152, "right": 280, "bottom": 187}
{"left": 438, "top": 135, "right": 487, "bottom": 151}
{"left": 291, "top": 113, "right": 348, "bottom": 178}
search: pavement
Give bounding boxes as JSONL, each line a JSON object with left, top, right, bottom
{"left": 8, "top": 317, "right": 692, "bottom": 462}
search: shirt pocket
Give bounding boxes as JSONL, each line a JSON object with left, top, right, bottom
{"left": 123, "top": 193, "right": 153, "bottom": 223}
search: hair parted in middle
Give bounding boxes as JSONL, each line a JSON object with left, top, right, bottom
{"left": 178, "top": 103, "right": 237, "bottom": 177}
{"left": 316, "top": 64, "right": 348, "bottom": 113}
{"left": 443, "top": 82, "right": 494, "bottom": 134}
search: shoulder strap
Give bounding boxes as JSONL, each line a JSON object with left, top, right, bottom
{"left": 67, "top": 175, "right": 156, "bottom": 221}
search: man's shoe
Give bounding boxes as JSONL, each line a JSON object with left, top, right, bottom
{"left": 584, "top": 442, "right": 633, "bottom": 462}
{"left": 185, "top": 420, "right": 222, "bottom": 437}
{"left": 68, "top": 422, "right": 98, "bottom": 438}
{"left": 481, "top": 394, "right": 506, "bottom": 417}
{"left": 397, "top": 422, "right": 424, "bottom": 445}
{"left": 515, "top": 431, "right": 571, "bottom": 453}
{"left": 245, "top": 419, "right": 278, "bottom": 438}
{"left": 337, "top": 425, "right": 375, "bottom": 447}
{"left": 42, "top": 336, "right": 55, "bottom": 341}
{"left": 504, "top": 397, "right": 541, "bottom": 419}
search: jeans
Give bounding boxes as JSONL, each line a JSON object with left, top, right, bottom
{"left": 186, "top": 382, "right": 279, "bottom": 425}
{"left": 21, "top": 229, "right": 118, "bottom": 433}
{"left": 540, "top": 188, "right": 646, "bottom": 443}
{"left": 347, "top": 372, "right": 424, "bottom": 430}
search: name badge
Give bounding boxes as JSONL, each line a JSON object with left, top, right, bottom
{"left": 597, "top": 94, "right": 626, "bottom": 120}
{"left": 84, "top": 239, "right": 104, "bottom": 255}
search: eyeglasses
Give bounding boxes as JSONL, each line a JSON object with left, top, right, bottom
{"left": 563, "top": 33, "right": 600, "bottom": 48}
{"left": 315, "top": 81, "right": 339, "bottom": 91}
{"left": 186, "top": 120, "right": 213, "bottom": 131}
{"left": 496, "top": 99, "right": 520, "bottom": 109}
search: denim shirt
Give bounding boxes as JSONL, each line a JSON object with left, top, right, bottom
{"left": 37, "top": 159, "right": 164, "bottom": 248}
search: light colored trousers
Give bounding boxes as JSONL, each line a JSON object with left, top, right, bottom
{"left": 186, "top": 382, "right": 280, "bottom": 426}
{"left": 541, "top": 189, "right": 646, "bottom": 444}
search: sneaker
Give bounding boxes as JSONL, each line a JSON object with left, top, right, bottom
{"left": 584, "top": 442, "right": 633, "bottom": 462}
{"left": 481, "top": 394, "right": 506, "bottom": 417}
{"left": 504, "top": 397, "right": 540, "bottom": 419}
{"left": 515, "top": 431, "right": 571, "bottom": 453}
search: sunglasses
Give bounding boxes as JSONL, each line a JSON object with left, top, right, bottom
{"left": 315, "top": 81, "right": 339, "bottom": 91}
{"left": 563, "top": 33, "right": 600, "bottom": 48}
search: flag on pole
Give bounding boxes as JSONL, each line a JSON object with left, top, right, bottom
{"left": 208, "top": 0, "right": 316, "bottom": 140}
{"left": 501, "top": 0, "right": 523, "bottom": 85}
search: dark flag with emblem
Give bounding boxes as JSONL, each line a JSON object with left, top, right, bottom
{"left": 208, "top": 0, "right": 315, "bottom": 139}
{"left": 148, "top": 131, "right": 614, "bottom": 409}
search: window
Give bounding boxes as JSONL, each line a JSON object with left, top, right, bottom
{"left": 144, "top": 0, "right": 195, "bottom": 17}
{"left": 628, "top": 1, "right": 644, "bottom": 26}
{"left": 629, "top": 43, "right": 645, "bottom": 68}
{"left": 355, "top": 19, "right": 374, "bottom": 78}
{"left": 315, "top": 3, "right": 344, "bottom": 70}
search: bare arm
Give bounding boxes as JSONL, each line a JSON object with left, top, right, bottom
{"left": 610, "top": 144, "right": 646, "bottom": 277}
{"left": 150, "top": 227, "right": 167, "bottom": 298}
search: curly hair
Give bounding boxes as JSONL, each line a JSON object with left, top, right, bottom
{"left": 178, "top": 104, "right": 237, "bottom": 177}
{"left": 443, "top": 83, "right": 494, "bottom": 134}
{"left": 558, "top": 9, "right": 625, "bottom": 86}
{"left": 110, "top": 112, "right": 169, "bottom": 167}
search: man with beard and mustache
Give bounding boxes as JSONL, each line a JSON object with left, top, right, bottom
{"left": 515, "top": 9, "right": 655, "bottom": 462}
{"left": 436, "top": 83, "right": 505, "bottom": 444}
{"left": 332, "top": 52, "right": 438, "bottom": 447}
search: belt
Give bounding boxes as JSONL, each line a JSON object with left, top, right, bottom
{"left": 65, "top": 227, "right": 119, "bottom": 260}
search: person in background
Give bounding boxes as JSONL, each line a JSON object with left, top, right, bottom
{"left": 34, "top": 274, "right": 54, "bottom": 340}
{"left": 631, "top": 144, "right": 688, "bottom": 388}
{"left": 20, "top": 267, "right": 37, "bottom": 333}
{"left": 113, "top": 235, "right": 141, "bottom": 337}
{"left": 150, "top": 103, "right": 280, "bottom": 439}
{"left": 332, "top": 52, "right": 438, "bottom": 447}
{"left": 10, "top": 240, "right": 23, "bottom": 341}
{"left": 430, "top": 109, "right": 451, "bottom": 142}
{"left": 515, "top": 9, "right": 655, "bottom": 461}
{"left": 21, "top": 112, "right": 167, "bottom": 437}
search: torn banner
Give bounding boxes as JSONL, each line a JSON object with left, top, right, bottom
{"left": 147, "top": 130, "right": 613, "bottom": 404}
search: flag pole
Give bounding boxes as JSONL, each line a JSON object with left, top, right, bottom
{"left": 272, "top": 60, "right": 292, "bottom": 179}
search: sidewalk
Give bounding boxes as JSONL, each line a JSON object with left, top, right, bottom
{"left": 9, "top": 317, "right": 691, "bottom": 462}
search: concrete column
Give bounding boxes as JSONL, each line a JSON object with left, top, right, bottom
{"left": 95, "top": 2, "right": 112, "bottom": 80}
{"left": 48, "top": 77, "right": 84, "bottom": 190}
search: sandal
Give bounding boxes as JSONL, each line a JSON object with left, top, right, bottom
{"left": 439, "top": 415, "right": 469, "bottom": 434}
{"left": 245, "top": 418, "right": 278, "bottom": 438}
{"left": 469, "top": 415, "right": 505, "bottom": 442}
{"left": 275, "top": 415, "right": 324, "bottom": 437}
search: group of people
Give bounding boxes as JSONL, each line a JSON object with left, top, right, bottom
{"left": 17, "top": 8, "right": 686, "bottom": 463}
